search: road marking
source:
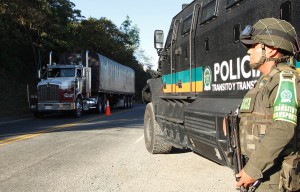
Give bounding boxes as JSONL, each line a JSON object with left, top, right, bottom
{"left": 0, "top": 105, "right": 146, "bottom": 147}
{"left": 0, "top": 116, "right": 101, "bottom": 147}
{"left": 135, "top": 135, "right": 144, "bottom": 144}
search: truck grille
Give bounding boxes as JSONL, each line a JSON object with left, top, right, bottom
{"left": 38, "top": 84, "right": 60, "bottom": 102}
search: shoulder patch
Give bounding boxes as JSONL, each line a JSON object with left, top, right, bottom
{"left": 273, "top": 71, "right": 298, "bottom": 124}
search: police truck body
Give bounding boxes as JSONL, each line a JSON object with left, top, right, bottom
{"left": 142, "top": 0, "right": 300, "bottom": 168}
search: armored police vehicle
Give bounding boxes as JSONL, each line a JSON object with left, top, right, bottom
{"left": 142, "top": 0, "right": 300, "bottom": 168}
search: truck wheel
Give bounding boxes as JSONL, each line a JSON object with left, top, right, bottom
{"left": 96, "top": 97, "right": 104, "bottom": 114}
{"left": 73, "top": 97, "right": 83, "bottom": 118}
{"left": 128, "top": 97, "right": 133, "bottom": 108}
{"left": 144, "top": 103, "right": 172, "bottom": 154}
{"left": 103, "top": 96, "right": 107, "bottom": 113}
{"left": 123, "top": 96, "right": 128, "bottom": 109}
{"left": 125, "top": 97, "right": 129, "bottom": 109}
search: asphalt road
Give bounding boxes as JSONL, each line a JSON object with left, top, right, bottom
{"left": 0, "top": 104, "right": 237, "bottom": 192}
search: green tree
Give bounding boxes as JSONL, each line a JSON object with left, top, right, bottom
{"left": 0, "top": 0, "right": 82, "bottom": 70}
{"left": 120, "top": 16, "right": 155, "bottom": 70}
{"left": 0, "top": 0, "right": 82, "bottom": 115}
{"left": 0, "top": 0, "right": 149, "bottom": 115}
{"left": 73, "top": 17, "right": 129, "bottom": 57}
{"left": 135, "top": 48, "right": 154, "bottom": 69}
{"left": 120, "top": 15, "right": 140, "bottom": 51}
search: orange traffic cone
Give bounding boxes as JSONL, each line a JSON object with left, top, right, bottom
{"left": 105, "top": 99, "right": 111, "bottom": 116}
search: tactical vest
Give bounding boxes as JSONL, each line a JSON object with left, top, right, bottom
{"left": 239, "top": 64, "right": 300, "bottom": 158}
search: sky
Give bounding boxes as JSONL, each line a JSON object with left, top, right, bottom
{"left": 71, "top": 0, "right": 193, "bottom": 69}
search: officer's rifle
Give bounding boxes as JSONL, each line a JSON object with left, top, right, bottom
{"left": 226, "top": 107, "right": 261, "bottom": 192}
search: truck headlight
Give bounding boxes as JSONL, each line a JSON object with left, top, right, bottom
{"left": 30, "top": 104, "right": 37, "bottom": 109}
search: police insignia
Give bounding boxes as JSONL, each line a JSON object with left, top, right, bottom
{"left": 273, "top": 72, "right": 298, "bottom": 124}
{"left": 280, "top": 90, "right": 292, "bottom": 102}
{"left": 204, "top": 66, "right": 212, "bottom": 91}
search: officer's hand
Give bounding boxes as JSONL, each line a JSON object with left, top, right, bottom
{"left": 236, "top": 169, "right": 255, "bottom": 188}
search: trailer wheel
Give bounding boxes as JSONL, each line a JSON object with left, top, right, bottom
{"left": 125, "top": 96, "right": 129, "bottom": 109}
{"left": 103, "top": 95, "right": 107, "bottom": 113}
{"left": 128, "top": 97, "right": 132, "bottom": 108}
{"left": 96, "top": 97, "right": 104, "bottom": 114}
{"left": 123, "top": 96, "right": 128, "bottom": 109}
{"left": 73, "top": 97, "right": 83, "bottom": 118}
{"left": 144, "top": 103, "right": 172, "bottom": 154}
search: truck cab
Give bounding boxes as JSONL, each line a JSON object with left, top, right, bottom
{"left": 30, "top": 52, "right": 92, "bottom": 118}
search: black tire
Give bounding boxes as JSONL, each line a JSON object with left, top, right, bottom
{"left": 123, "top": 96, "right": 128, "bottom": 109}
{"left": 96, "top": 97, "right": 104, "bottom": 114}
{"left": 128, "top": 97, "right": 133, "bottom": 108}
{"left": 103, "top": 95, "right": 107, "bottom": 113}
{"left": 73, "top": 97, "right": 83, "bottom": 118}
{"left": 144, "top": 103, "right": 172, "bottom": 154}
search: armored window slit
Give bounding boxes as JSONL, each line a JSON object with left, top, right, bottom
{"left": 233, "top": 24, "right": 241, "bottom": 43}
{"left": 205, "top": 38, "right": 210, "bottom": 54}
{"left": 280, "top": 1, "right": 291, "bottom": 22}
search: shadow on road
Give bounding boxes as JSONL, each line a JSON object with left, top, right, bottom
{"left": 170, "top": 147, "right": 192, "bottom": 154}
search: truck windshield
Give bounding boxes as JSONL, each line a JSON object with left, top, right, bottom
{"left": 48, "top": 68, "right": 75, "bottom": 78}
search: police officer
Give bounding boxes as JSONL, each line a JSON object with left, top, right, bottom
{"left": 237, "top": 18, "right": 300, "bottom": 191}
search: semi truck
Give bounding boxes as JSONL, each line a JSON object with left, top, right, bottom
{"left": 142, "top": 0, "right": 300, "bottom": 169}
{"left": 29, "top": 51, "right": 135, "bottom": 118}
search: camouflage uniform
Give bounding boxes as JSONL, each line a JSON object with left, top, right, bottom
{"left": 239, "top": 18, "right": 300, "bottom": 191}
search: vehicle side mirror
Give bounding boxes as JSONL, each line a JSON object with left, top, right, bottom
{"left": 154, "top": 30, "right": 164, "bottom": 50}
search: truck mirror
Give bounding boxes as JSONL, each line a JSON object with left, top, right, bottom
{"left": 154, "top": 30, "right": 164, "bottom": 49}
